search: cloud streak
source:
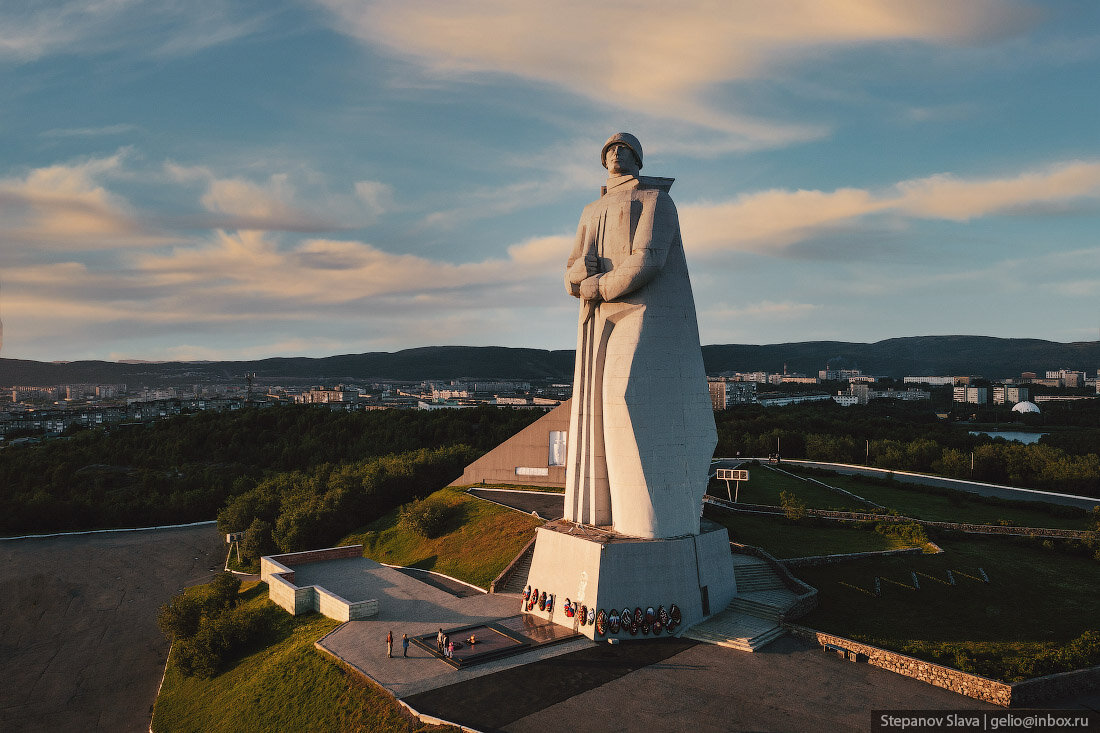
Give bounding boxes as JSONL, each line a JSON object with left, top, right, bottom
{"left": 317, "top": 0, "right": 1037, "bottom": 149}
{"left": 0, "top": 1, "right": 280, "bottom": 62}
{"left": 681, "top": 159, "right": 1100, "bottom": 257}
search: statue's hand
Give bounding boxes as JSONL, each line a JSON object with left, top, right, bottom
{"left": 579, "top": 274, "right": 603, "bottom": 301}
{"left": 584, "top": 252, "right": 599, "bottom": 276}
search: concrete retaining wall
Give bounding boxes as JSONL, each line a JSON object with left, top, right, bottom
{"left": 785, "top": 624, "right": 1013, "bottom": 706}
{"left": 785, "top": 624, "right": 1100, "bottom": 707}
{"left": 260, "top": 545, "right": 379, "bottom": 621}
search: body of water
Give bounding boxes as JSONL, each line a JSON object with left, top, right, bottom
{"left": 968, "top": 430, "right": 1047, "bottom": 445}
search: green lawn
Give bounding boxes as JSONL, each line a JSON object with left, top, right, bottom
{"left": 152, "top": 583, "right": 445, "bottom": 733}
{"left": 341, "top": 486, "right": 543, "bottom": 589}
{"left": 708, "top": 464, "right": 868, "bottom": 511}
{"left": 788, "top": 469, "right": 1090, "bottom": 529}
{"left": 793, "top": 533, "right": 1100, "bottom": 681}
{"left": 706, "top": 510, "right": 929, "bottom": 559}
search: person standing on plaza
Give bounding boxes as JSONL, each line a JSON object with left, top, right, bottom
{"left": 386, "top": 630, "right": 393, "bottom": 658}
{"left": 402, "top": 633, "right": 409, "bottom": 658}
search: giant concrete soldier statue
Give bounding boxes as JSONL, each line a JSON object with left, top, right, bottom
{"left": 563, "top": 132, "right": 717, "bottom": 539}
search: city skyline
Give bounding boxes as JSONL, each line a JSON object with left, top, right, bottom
{"left": 2, "top": 1, "right": 1100, "bottom": 362}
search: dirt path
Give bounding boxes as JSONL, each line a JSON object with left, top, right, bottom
{"left": 0, "top": 524, "right": 225, "bottom": 732}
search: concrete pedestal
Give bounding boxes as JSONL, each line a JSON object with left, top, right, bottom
{"left": 521, "top": 519, "right": 737, "bottom": 639}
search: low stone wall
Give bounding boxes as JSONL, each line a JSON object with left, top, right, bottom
{"left": 787, "top": 624, "right": 1100, "bottom": 707}
{"left": 781, "top": 547, "right": 925, "bottom": 568}
{"left": 260, "top": 545, "right": 378, "bottom": 621}
{"left": 265, "top": 570, "right": 314, "bottom": 615}
{"left": 785, "top": 624, "right": 1013, "bottom": 706}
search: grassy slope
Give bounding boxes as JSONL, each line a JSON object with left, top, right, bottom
{"left": 708, "top": 511, "right": 926, "bottom": 559}
{"left": 792, "top": 470, "right": 1090, "bottom": 529}
{"left": 708, "top": 465, "right": 868, "bottom": 511}
{"left": 794, "top": 533, "right": 1100, "bottom": 682}
{"left": 151, "top": 584, "right": 444, "bottom": 733}
{"left": 341, "top": 487, "right": 543, "bottom": 589}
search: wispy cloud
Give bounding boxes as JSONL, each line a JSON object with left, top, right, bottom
{"left": 0, "top": 150, "right": 178, "bottom": 250}
{"left": 680, "top": 159, "right": 1100, "bottom": 257}
{"left": 40, "top": 123, "right": 140, "bottom": 138}
{"left": 0, "top": 1, "right": 282, "bottom": 62}
{"left": 316, "top": 0, "right": 1037, "bottom": 149}
{"left": 164, "top": 162, "right": 389, "bottom": 232}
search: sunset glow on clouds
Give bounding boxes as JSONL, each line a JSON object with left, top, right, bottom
{"left": 1, "top": 1, "right": 1099, "bottom": 360}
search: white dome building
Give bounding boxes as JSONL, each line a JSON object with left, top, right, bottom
{"left": 1011, "top": 400, "right": 1041, "bottom": 414}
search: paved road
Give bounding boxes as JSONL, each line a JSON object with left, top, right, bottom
{"left": 716, "top": 458, "right": 1100, "bottom": 510}
{"left": 407, "top": 634, "right": 998, "bottom": 732}
{"left": 0, "top": 525, "right": 225, "bottom": 732}
{"left": 468, "top": 488, "right": 565, "bottom": 520}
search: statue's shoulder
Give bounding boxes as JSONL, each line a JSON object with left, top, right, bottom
{"left": 637, "top": 176, "right": 674, "bottom": 193}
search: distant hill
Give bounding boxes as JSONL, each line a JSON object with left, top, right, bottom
{"left": 702, "top": 336, "right": 1100, "bottom": 380}
{"left": 2, "top": 337, "right": 1098, "bottom": 386}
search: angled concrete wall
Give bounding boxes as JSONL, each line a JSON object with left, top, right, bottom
{"left": 449, "top": 400, "right": 571, "bottom": 489}
{"left": 260, "top": 545, "right": 379, "bottom": 621}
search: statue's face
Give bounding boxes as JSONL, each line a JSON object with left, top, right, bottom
{"left": 605, "top": 143, "right": 638, "bottom": 176}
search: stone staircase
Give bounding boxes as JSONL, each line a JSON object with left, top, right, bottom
{"left": 684, "top": 555, "right": 797, "bottom": 652}
{"left": 494, "top": 543, "right": 535, "bottom": 594}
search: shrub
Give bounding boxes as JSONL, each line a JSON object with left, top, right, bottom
{"left": 170, "top": 600, "right": 276, "bottom": 678}
{"left": 158, "top": 576, "right": 275, "bottom": 678}
{"left": 874, "top": 521, "right": 929, "bottom": 546}
{"left": 400, "top": 497, "right": 453, "bottom": 538}
{"left": 779, "top": 491, "right": 806, "bottom": 521}
{"left": 157, "top": 594, "right": 204, "bottom": 641}
{"left": 240, "top": 517, "right": 276, "bottom": 561}
{"left": 205, "top": 572, "right": 242, "bottom": 613}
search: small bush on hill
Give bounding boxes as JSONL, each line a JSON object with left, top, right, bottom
{"left": 399, "top": 497, "right": 453, "bottom": 538}
{"left": 874, "top": 521, "right": 930, "bottom": 546}
{"left": 158, "top": 575, "right": 273, "bottom": 679}
{"left": 780, "top": 491, "right": 807, "bottom": 521}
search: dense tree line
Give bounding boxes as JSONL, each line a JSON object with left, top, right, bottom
{"left": 218, "top": 444, "right": 475, "bottom": 555}
{"left": 716, "top": 402, "right": 1100, "bottom": 498}
{"left": 0, "top": 405, "right": 540, "bottom": 533}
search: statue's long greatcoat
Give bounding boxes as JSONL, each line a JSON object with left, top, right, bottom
{"left": 564, "top": 174, "right": 717, "bottom": 539}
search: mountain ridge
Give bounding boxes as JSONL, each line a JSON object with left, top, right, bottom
{"left": 1, "top": 336, "right": 1098, "bottom": 385}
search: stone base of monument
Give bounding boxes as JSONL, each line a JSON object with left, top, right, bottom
{"left": 520, "top": 518, "right": 737, "bottom": 640}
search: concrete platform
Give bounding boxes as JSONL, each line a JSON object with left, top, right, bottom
{"left": 406, "top": 634, "right": 1000, "bottom": 733}
{"left": 313, "top": 560, "right": 592, "bottom": 698}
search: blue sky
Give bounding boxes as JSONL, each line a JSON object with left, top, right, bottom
{"left": 2, "top": 0, "right": 1099, "bottom": 362}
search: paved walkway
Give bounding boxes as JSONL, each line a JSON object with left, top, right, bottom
{"left": 312, "top": 559, "right": 590, "bottom": 698}
{"left": 411, "top": 635, "right": 998, "bottom": 732}
{"left": 467, "top": 488, "right": 565, "bottom": 520}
